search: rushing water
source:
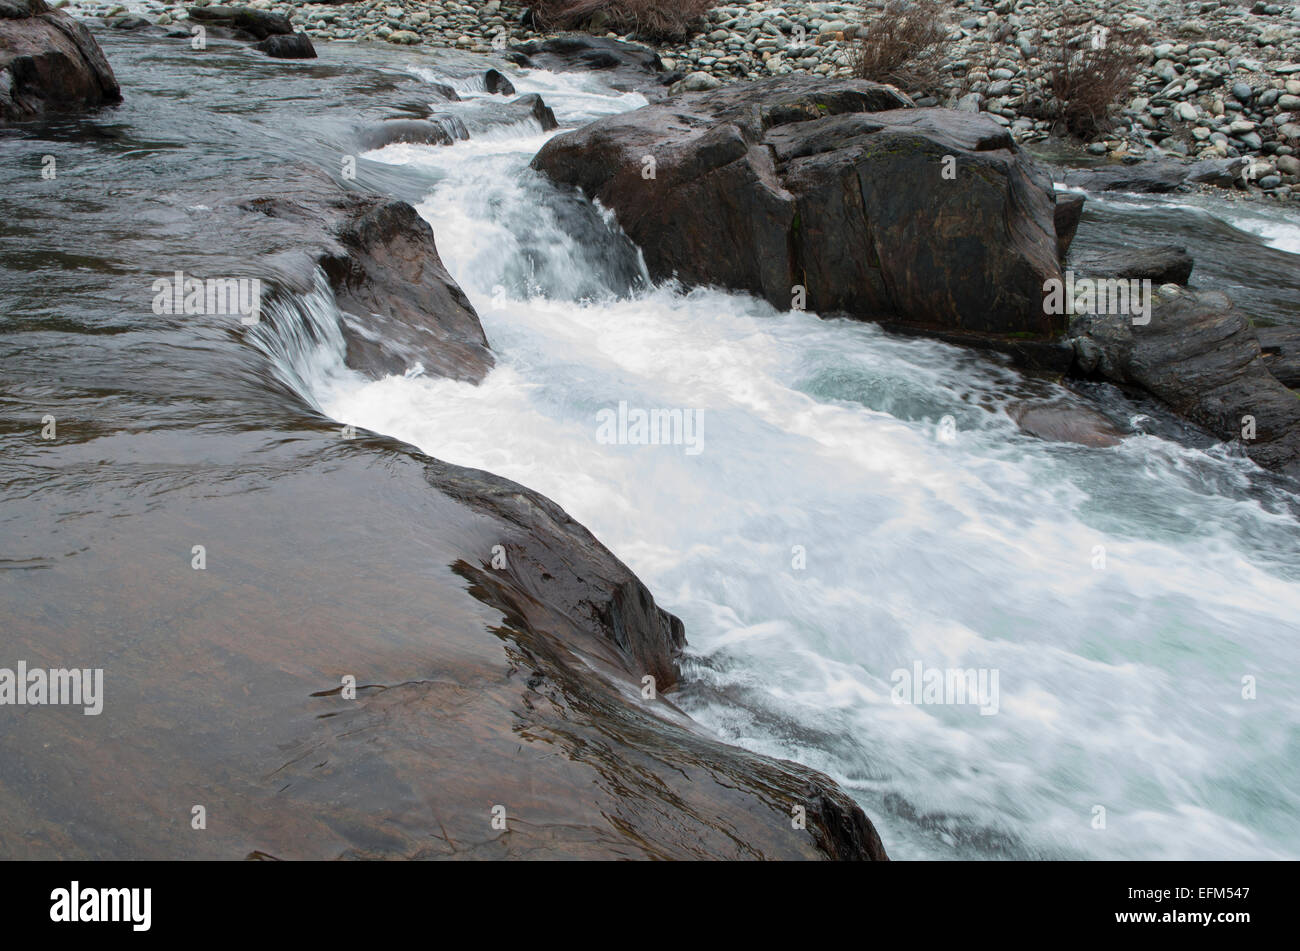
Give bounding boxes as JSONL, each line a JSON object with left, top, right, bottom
{"left": 5, "top": 28, "right": 1300, "bottom": 860}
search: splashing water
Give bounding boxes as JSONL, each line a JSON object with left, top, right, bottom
{"left": 276, "top": 67, "right": 1300, "bottom": 860}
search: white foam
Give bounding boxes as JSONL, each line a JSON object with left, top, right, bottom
{"left": 312, "top": 77, "right": 1300, "bottom": 860}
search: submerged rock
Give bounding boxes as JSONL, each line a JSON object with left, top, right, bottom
{"left": 1009, "top": 400, "right": 1125, "bottom": 447}
{"left": 0, "top": 0, "right": 121, "bottom": 122}
{"left": 253, "top": 32, "right": 315, "bottom": 60}
{"left": 432, "top": 92, "right": 557, "bottom": 136}
{"left": 358, "top": 94, "right": 557, "bottom": 151}
{"left": 356, "top": 116, "right": 469, "bottom": 150}
{"left": 532, "top": 77, "right": 1065, "bottom": 339}
{"left": 185, "top": 5, "right": 291, "bottom": 41}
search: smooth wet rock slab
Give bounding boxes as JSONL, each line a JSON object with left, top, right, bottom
{"left": 1058, "top": 162, "right": 1192, "bottom": 193}
{"left": 1073, "top": 245, "right": 1195, "bottom": 285}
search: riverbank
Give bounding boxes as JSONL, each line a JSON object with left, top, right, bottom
{"left": 65, "top": 0, "right": 1300, "bottom": 199}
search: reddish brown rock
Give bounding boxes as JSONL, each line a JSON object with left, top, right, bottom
{"left": 0, "top": 0, "right": 121, "bottom": 122}
{"left": 532, "top": 76, "right": 1066, "bottom": 339}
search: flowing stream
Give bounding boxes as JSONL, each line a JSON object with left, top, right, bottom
{"left": 5, "top": 29, "right": 1300, "bottom": 860}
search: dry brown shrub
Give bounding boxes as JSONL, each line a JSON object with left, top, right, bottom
{"left": 1044, "top": 19, "right": 1148, "bottom": 138}
{"left": 851, "top": 0, "right": 954, "bottom": 96}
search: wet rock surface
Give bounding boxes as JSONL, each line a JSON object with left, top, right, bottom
{"left": 0, "top": 0, "right": 121, "bottom": 121}
{"left": 533, "top": 76, "right": 1066, "bottom": 339}
{"left": 507, "top": 33, "right": 666, "bottom": 96}
{"left": 1258, "top": 325, "right": 1300, "bottom": 388}
{"left": 0, "top": 426, "right": 885, "bottom": 859}
{"left": 0, "top": 43, "right": 886, "bottom": 858}
{"left": 1069, "top": 286, "right": 1300, "bottom": 475}
{"left": 1009, "top": 400, "right": 1126, "bottom": 447}
{"left": 1073, "top": 244, "right": 1196, "bottom": 284}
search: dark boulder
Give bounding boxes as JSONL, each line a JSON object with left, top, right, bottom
{"left": 324, "top": 199, "right": 494, "bottom": 382}
{"left": 253, "top": 31, "right": 315, "bottom": 59}
{"left": 1257, "top": 326, "right": 1300, "bottom": 389}
{"left": 356, "top": 116, "right": 469, "bottom": 150}
{"left": 1058, "top": 161, "right": 1191, "bottom": 193}
{"left": 0, "top": 0, "right": 121, "bottom": 122}
{"left": 483, "top": 67, "right": 514, "bottom": 95}
{"left": 1073, "top": 245, "right": 1195, "bottom": 285}
{"left": 532, "top": 77, "right": 1066, "bottom": 339}
{"left": 1069, "top": 287, "right": 1300, "bottom": 476}
{"left": 185, "top": 5, "right": 291, "bottom": 40}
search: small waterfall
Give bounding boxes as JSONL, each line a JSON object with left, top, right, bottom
{"left": 243, "top": 268, "right": 354, "bottom": 414}
{"left": 318, "top": 67, "right": 1300, "bottom": 861}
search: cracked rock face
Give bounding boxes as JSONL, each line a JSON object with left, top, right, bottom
{"left": 532, "top": 76, "right": 1066, "bottom": 338}
{"left": 0, "top": 0, "right": 122, "bottom": 122}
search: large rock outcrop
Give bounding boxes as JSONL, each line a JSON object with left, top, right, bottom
{"left": 0, "top": 0, "right": 121, "bottom": 122}
{"left": 1070, "top": 287, "right": 1300, "bottom": 476}
{"left": 532, "top": 77, "right": 1066, "bottom": 338}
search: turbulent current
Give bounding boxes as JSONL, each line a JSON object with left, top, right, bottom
{"left": 267, "top": 66, "right": 1300, "bottom": 860}
{"left": 5, "top": 29, "right": 1298, "bottom": 860}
